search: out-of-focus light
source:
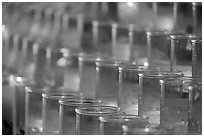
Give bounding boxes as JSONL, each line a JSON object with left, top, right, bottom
{"left": 57, "top": 57, "right": 67, "bottom": 67}
{"left": 144, "top": 62, "right": 149, "bottom": 67}
{"left": 16, "top": 76, "right": 23, "bottom": 82}
{"left": 2, "top": 25, "right": 6, "bottom": 32}
{"left": 127, "top": 2, "right": 134, "bottom": 7}
{"left": 2, "top": 25, "right": 9, "bottom": 38}
{"left": 60, "top": 48, "right": 70, "bottom": 57}
{"left": 157, "top": 17, "right": 174, "bottom": 31}
{"left": 144, "top": 127, "right": 150, "bottom": 132}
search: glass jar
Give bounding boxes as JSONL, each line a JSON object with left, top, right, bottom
{"left": 118, "top": 65, "right": 160, "bottom": 115}
{"left": 138, "top": 71, "right": 184, "bottom": 125}
{"left": 42, "top": 90, "right": 83, "bottom": 135}
{"left": 75, "top": 105, "right": 122, "bottom": 135}
{"left": 59, "top": 98, "right": 102, "bottom": 135}
{"left": 146, "top": 30, "right": 172, "bottom": 70}
{"left": 191, "top": 38, "right": 202, "bottom": 78}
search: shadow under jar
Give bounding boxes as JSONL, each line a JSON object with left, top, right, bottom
{"left": 75, "top": 105, "right": 122, "bottom": 135}
{"left": 118, "top": 65, "right": 160, "bottom": 115}
{"left": 99, "top": 114, "right": 150, "bottom": 135}
{"left": 59, "top": 98, "right": 102, "bottom": 135}
{"left": 138, "top": 71, "right": 184, "bottom": 125}
{"left": 42, "top": 90, "right": 83, "bottom": 135}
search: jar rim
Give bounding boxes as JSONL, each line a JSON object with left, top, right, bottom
{"left": 78, "top": 53, "right": 112, "bottom": 63}
{"left": 75, "top": 106, "right": 122, "bottom": 116}
{"left": 42, "top": 91, "right": 83, "bottom": 100}
{"left": 59, "top": 98, "right": 102, "bottom": 106}
{"left": 119, "top": 65, "right": 160, "bottom": 72}
{"left": 139, "top": 71, "right": 183, "bottom": 78}
{"left": 96, "top": 60, "right": 135, "bottom": 68}
{"left": 146, "top": 30, "right": 171, "bottom": 36}
{"left": 170, "top": 33, "right": 198, "bottom": 40}
{"left": 191, "top": 39, "right": 202, "bottom": 44}
{"left": 182, "top": 76, "right": 202, "bottom": 85}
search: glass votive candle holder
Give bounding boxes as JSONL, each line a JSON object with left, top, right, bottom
{"left": 183, "top": 77, "right": 202, "bottom": 135}
{"left": 130, "top": 28, "right": 148, "bottom": 65}
{"left": 59, "top": 98, "right": 102, "bottom": 135}
{"left": 42, "top": 90, "right": 83, "bottom": 135}
{"left": 24, "top": 82, "right": 48, "bottom": 135}
{"left": 146, "top": 30, "right": 172, "bottom": 70}
{"left": 169, "top": 33, "right": 197, "bottom": 76}
{"left": 112, "top": 23, "right": 131, "bottom": 61}
{"left": 138, "top": 71, "right": 184, "bottom": 125}
{"left": 96, "top": 60, "right": 133, "bottom": 106}
{"left": 191, "top": 38, "right": 202, "bottom": 78}
{"left": 92, "top": 21, "right": 112, "bottom": 56}
{"left": 160, "top": 76, "right": 188, "bottom": 134}
{"left": 99, "top": 114, "right": 150, "bottom": 135}
{"left": 78, "top": 53, "right": 111, "bottom": 98}
{"left": 22, "top": 40, "right": 39, "bottom": 81}
{"left": 118, "top": 65, "right": 160, "bottom": 115}
{"left": 75, "top": 105, "right": 122, "bottom": 135}
{"left": 13, "top": 76, "right": 29, "bottom": 135}
{"left": 64, "top": 51, "right": 81, "bottom": 92}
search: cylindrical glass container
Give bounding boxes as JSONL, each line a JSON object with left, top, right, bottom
{"left": 42, "top": 90, "right": 83, "bottom": 135}
{"left": 99, "top": 115, "right": 150, "bottom": 135}
{"left": 191, "top": 38, "right": 202, "bottom": 78}
{"left": 138, "top": 71, "right": 184, "bottom": 125}
{"left": 24, "top": 82, "right": 47, "bottom": 135}
{"left": 75, "top": 105, "right": 122, "bottom": 135}
{"left": 96, "top": 60, "right": 133, "bottom": 106}
{"left": 13, "top": 76, "right": 28, "bottom": 135}
{"left": 118, "top": 65, "right": 160, "bottom": 115}
{"left": 78, "top": 53, "right": 111, "bottom": 98}
{"left": 22, "top": 40, "right": 39, "bottom": 81}
{"left": 184, "top": 77, "right": 202, "bottom": 135}
{"left": 146, "top": 30, "right": 171, "bottom": 70}
{"left": 169, "top": 33, "right": 197, "bottom": 76}
{"left": 92, "top": 21, "right": 112, "bottom": 56}
{"left": 160, "top": 76, "right": 188, "bottom": 134}
{"left": 59, "top": 98, "right": 102, "bottom": 135}
{"left": 64, "top": 50, "right": 81, "bottom": 92}
{"left": 111, "top": 23, "right": 131, "bottom": 61}
{"left": 130, "top": 28, "right": 149, "bottom": 65}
